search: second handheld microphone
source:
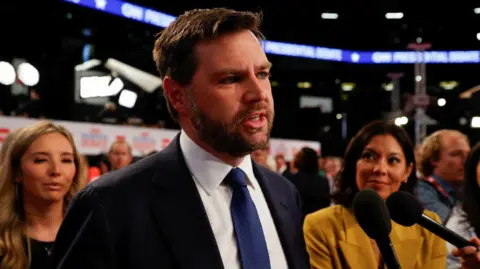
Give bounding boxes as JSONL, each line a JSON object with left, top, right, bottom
{"left": 386, "top": 191, "right": 477, "bottom": 249}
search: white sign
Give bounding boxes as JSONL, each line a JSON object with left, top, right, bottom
{"left": 299, "top": 96, "right": 333, "bottom": 112}
{"left": 0, "top": 116, "right": 320, "bottom": 160}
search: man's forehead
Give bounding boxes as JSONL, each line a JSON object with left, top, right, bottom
{"left": 441, "top": 134, "right": 469, "bottom": 149}
{"left": 193, "top": 31, "right": 266, "bottom": 64}
{"left": 112, "top": 143, "right": 130, "bottom": 151}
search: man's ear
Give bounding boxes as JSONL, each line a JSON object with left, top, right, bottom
{"left": 162, "top": 77, "right": 189, "bottom": 115}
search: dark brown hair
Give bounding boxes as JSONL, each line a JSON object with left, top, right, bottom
{"left": 152, "top": 8, "right": 264, "bottom": 121}
{"left": 293, "top": 147, "right": 319, "bottom": 174}
{"left": 462, "top": 142, "right": 480, "bottom": 236}
{"left": 332, "top": 120, "right": 418, "bottom": 207}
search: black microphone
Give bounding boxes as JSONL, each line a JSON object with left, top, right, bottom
{"left": 386, "top": 191, "right": 477, "bottom": 249}
{"left": 353, "top": 189, "right": 402, "bottom": 269}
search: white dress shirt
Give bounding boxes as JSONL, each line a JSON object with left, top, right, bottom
{"left": 445, "top": 204, "right": 477, "bottom": 269}
{"left": 179, "top": 130, "right": 289, "bottom": 269}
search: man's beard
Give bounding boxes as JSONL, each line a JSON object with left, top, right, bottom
{"left": 187, "top": 94, "right": 273, "bottom": 157}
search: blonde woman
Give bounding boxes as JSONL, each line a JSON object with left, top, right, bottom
{"left": 0, "top": 121, "right": 88, "bottom": 269}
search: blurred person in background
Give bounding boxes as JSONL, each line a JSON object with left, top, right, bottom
{"left": 324, "top": 156, "right": 342, "bottom": 194}
{"left": 251, "top": 147, "right": 274, "bottom": 170}
{"left": 99, "top": 154, "right": 111, "bottom": 174}
{"left": 81, "top": 155, "right": 101, "bottom": 183}
{"left": 266, "top": 153, "right": 276, "bottom": 171}
{"left": 280, "top": 155, "right": 297, "bottom": 179}
{"left": 303, "top": 120, "right": 446, "bottom": 269}
{"left": 96, "top": 102, "right": 127, "bottom": 125}
{"left": 85, "top": 154, "right": 111, "bottom": 183}
{"left": 274, "top": 153, "right": 288, "bottom": 174}
{"left": 51, "top": 8, "right": 309, "bottom": 269}
{"left": 289, "top": 147, "right": 330, "bottom": 217}
{"left": 289, "top": 158, "right": 298, "bottom": 175}
{"left": 446, "top": 142, "right": 480, "bottom": 269}
{"left": 416, "top": 130, "right": 470, "bottom": 223}
{"left": 318, "top": 156, "right": 327, "bottom": 177}
{"left": 12, "top": 89, "right": 44, "bottom": 119}
{"left": 107, "top": 140, "right": 133, "bottom": 171}
{"left": 0, "top": 121, "right": 87, "bottom": 269}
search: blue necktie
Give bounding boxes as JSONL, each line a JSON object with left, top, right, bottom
{"left": 225, "top": 168, "right": 271, "bottom": 269}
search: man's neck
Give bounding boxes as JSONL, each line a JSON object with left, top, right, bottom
{"left": 181, "top": 125, "right": 246, "bottom": 167}
{"left": 431, "top": 173, "right": 457, "bottom": 186}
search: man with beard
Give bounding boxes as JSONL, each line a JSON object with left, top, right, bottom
{"left": 51, "top": 8, "right": 310, "bottom": 269}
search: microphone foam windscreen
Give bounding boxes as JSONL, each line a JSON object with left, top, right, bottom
{"left": 386, "top": 191, "right": 423, "bottom": 227}
{"left": 353, "top": 189, "right": 392, "bottom": 241}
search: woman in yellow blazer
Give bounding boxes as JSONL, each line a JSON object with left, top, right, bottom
{"left": 304, "top": 121, "right": 447, "bottom": 269}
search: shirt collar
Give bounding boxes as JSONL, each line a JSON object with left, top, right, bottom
{"left": 179, "top": 130, "right": 257, "bottom": 195}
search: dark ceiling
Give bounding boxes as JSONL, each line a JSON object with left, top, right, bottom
{"left": 3, "top": 0, "right": 479, "bottom": 94}
{"left": 128, "top": 0, "right": 480, "bottom": 51}
{"left": 116, "top": 0, "right": 480, "bottom": 99}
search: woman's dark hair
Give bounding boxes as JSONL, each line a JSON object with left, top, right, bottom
{"left": 293, "top": 147, "right": 319, "bottom": 174}
{"left": 462, "top": 142, "right": 480, "bottom": 235}
{"left": 332, "top": 120, "right": 418, "bottom": 207}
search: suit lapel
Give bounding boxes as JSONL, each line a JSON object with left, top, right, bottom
{"left": 390, "top": 223, "right": 424, "bottom": 269}
{"left": 252, "top": 163, "right": 296, "bottom": 266}
{"left": 149, "top": 135, "right": 224, "bottom": 269}
{"left": 338, "top": 207, "right": 377, "bottom": 269}
{"left": 252, "top": 161, "right": 306, "bottom": 268}
{"left": 338, "top": 207, "right": 424, "bottom": 269}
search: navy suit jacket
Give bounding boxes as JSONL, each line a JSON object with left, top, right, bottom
{"left": 51, "top": 135, "right": 310, "bottom": 269}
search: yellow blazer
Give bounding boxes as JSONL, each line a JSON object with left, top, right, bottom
{"left": 303, "top": 205, "right": 447, "bottom": 269}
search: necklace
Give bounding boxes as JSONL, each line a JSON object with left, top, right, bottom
{"left": 43, "top": 244, "right": 53, "bottom": 256}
